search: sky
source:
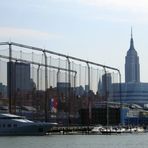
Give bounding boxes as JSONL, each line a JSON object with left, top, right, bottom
{"left": 0, "top": 0, "right": 148, "bottom": 82}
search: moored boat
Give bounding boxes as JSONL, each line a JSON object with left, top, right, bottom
{"left": 100, "top": 126, "right": 123, "bottom": 134}
{"left": 91, "top": 125, "right": 103, "bottom": 134}
{"left": 100, "top": 126, "right": 145, "bottom": 134}
{"left": 0, "top": 113, "right": 57, "bottom": 136}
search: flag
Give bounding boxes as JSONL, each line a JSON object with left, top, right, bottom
{"left": 50, "top": 97, "right": 58, "bottom": 113}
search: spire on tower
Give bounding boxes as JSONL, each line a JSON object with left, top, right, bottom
{"left": 125, "top": 28, "right": 140, "bottom": 83}
{"left": 130, "top": 27, "right": 134, "bottom": 50}
{"left": 131, "top": 27, "right": 133, "bottom": 38}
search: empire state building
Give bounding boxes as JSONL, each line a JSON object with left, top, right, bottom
{"left": 125, "top": 29, "right": 140, "bottom": 83}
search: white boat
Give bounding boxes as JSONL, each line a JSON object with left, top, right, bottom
{"left": 0, "top": 113, "right": 57, "bottom": 136}
{"left": 100, "top": 126, "right": 126, "bottom": 134}
{"left": 100, "top": 126, "right": 145, "bottom": 134}
{"left": 125, "top": 127, "right": 144, "bottom": 133}
{"left": 136, "top": 127, "right": 144, "bottom": 132}
{"left": 91, "top": 125, "right": 103, "bottom": 134}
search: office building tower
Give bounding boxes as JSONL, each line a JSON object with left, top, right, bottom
{"left": 7, "top": 62, "right": 33, "bottom": 93}
{"left": 125, "top": 29, "right": 140, "bottom": 83}
{"left": 102, "top": 73, "right": 112, "bottom": 96}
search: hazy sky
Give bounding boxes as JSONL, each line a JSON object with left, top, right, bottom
{"left": 0, "top": 0, "right": 148, "bottom": 82}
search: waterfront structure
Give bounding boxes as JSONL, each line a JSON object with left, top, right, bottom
{"left": 79, "top": 107, "right": 120, "bottom": 125}
{"left": 111, "top": 82, "right": 148, "bottom": 105}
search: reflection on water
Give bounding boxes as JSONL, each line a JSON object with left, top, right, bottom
{"left": 0, "top": 133, "right": 148, "bottom": 148}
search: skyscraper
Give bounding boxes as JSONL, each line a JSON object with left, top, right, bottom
{"left": 102, "top": 73, "right": 112, "bottom": 96}
{"left": 7, "top": 62, "right": 33, "bottom": 93}
{"left": 125, "top": 29, "right": 140, "bottom": 83}
{"left": 111, "top": 29, "right": 148, "bottom": 106}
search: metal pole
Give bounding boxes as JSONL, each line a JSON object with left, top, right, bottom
{"left": 103, "top": 66, "right": 109, "bottom": 127}
{"left": 66, "top": 57, "right": 71, "bottom": 125}
{"left": 37, "top": 65, "right": 40, "bottom": 90}
{"left": 74, "top": 72, "right": 77, "bottom": 91}
{"left": 87, "top": 63, "right": 90, "bottom": 92}
{"left": 4, "top": 42, "right": 120, "bottom": 72}
{"left": 66, "top": 57, "right": 71, "bottom": 96}
{"left": 87, "top": 62, "right": 91, "bottom": 125}
{"left": 43, "top": 51, "right": 48, "bottom": 122}
{"left": 73, "top": 72, "right": 77, "bottom": 103}
{"left": 118, "top": 70, "right": 122, "bottom": 125}
{"left": 57, "top": 69, "right": 60, "bottom": 85}
{"left": 8, "top": 43, "right": 12, "bottom": 114}
{"left": 43, "top": 51, "right": 48, "bottom": 89}
{"left": 57, "top": 69, "right": 60, "bottom": 102}
{"left": 0, "top": 54, "right": 77, "bottom": 74}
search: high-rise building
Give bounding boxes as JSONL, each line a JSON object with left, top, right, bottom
{"left": 125, "top": 29, "right": 140, "bottom": 83}
{"left": 111, "top": 29, "right": 148, "bottom": 106}
{"left": 7, "top": 62, "right": 33, "bottom": 93}
{"left": 0, "top": 83, "right": 7, "bottom": 97}
{"left": 15, "top": 62, "right": 32, "bottom": 91}
{"left": 101, "top": 73, "right": 112, "bottom": 98}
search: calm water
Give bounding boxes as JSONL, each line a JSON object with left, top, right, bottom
{"left": 0, "top": 133, "right": 148, "bottom": 148}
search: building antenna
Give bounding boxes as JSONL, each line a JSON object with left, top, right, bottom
{"left": 131, "top": 27, "right": 133, "bottom": 38}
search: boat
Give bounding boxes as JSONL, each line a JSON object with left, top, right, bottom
{"left": 0, "top": 113, "right": 57, "bottom": 136}
{"left": 136, "top": 127, "right": 144, "bottom": 132}
{"left": 100, "top": 126, "right": 118, "bottom": 134}
{"left": 91, "top": 125, "right": 103, "bottom": 134}
{"left": 100, "top": 126, "right": 145, "bottom": 134}
{"left": 124, "top": 126, "right": 144, "bottom": 133}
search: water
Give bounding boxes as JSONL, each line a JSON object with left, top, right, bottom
{"left": 0, "top": 133, "right": 148, "bottom": 148}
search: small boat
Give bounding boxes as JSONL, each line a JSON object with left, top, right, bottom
{"left": 100, "top": 126, "right": 126, "bottom": 134}
{"left": 136, "top": 127, "right": 144, "bottom": 132}
{"left": 125, "top": 126, "right": 144, "bottom": 133}
{"left": 0, "top": 113, "right": 57, "bottom": 136}
{"left": 100, "top": 126, "right": 145, "bottom": 134}
{"left": 91, "top": 125, "right": 103, "bottom": 134}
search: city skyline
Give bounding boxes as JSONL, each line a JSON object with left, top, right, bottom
{"left": 0, "top": 1, "right": 148, "bottom": 82}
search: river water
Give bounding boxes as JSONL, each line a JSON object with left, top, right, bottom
{"left": 0, "top": 133, "right": 148, "bottom": 148}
